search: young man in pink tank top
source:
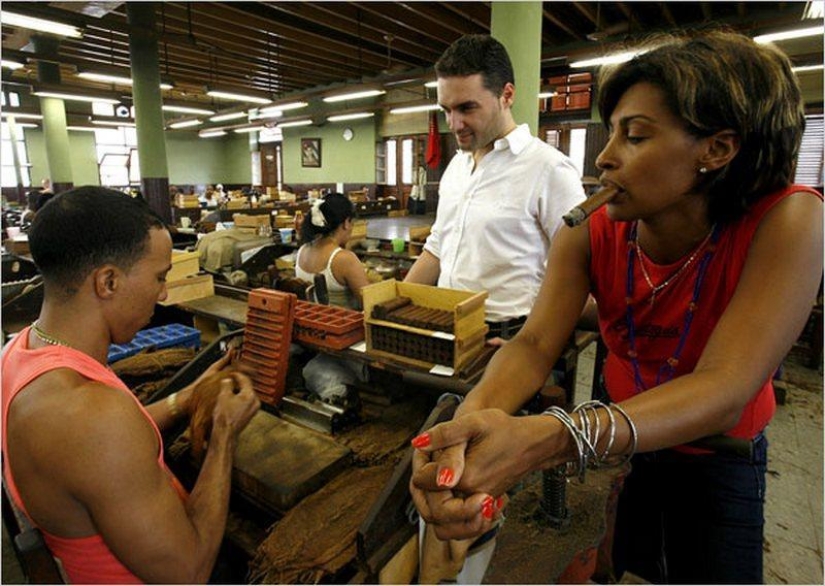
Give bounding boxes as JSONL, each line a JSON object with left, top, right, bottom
{"left": 2, "top": 187, "right": 260, "bottom": 583}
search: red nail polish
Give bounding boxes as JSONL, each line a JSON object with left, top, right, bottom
{"left": 437, "top": 468, "right": 454, "bottom": 487}
{"left": 411, "top": 433, "right": 431, "bottom": 449}
{"left": 482, "top": 503, "right": 494, "bottom": 520}
{"left": 495, "top": 496, "right": 504, "bottom": 510}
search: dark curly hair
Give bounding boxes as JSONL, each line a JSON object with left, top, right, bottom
{"left": 435, "top": 34, "right": 515, "bottom": 96}
{"left": 598, "top": 30, "right": 805, "bottom": 224}
{"left": 29, "top": 186, "right": 166, "bottom": 295}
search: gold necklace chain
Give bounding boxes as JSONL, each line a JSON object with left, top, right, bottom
{"left": 31, "top": 320, "right": 71, "bottom": 347}
{"left": 635, "top": 224, "right": 716, "bottom": 305}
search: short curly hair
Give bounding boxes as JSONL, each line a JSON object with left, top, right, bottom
{"left": 435, "top": 34, "right": 515, "bottom": 96}
{"left": 29, "top": 186, "right": 166, "bottom": 295}
{"left": 598, "top": 30, "right": 805, "bottom": 224}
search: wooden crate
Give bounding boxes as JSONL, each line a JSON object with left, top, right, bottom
{"left": 233, "top": 213, "right": 271, "bottom": 229}
{"left": 159, "top": 274, "right": 214, "bottom": 306}
{"left": 362, "top": 279, "right": 488, "bottom": 371}
{"left": 167, "top": 250, "right": 200, "bottom": 283}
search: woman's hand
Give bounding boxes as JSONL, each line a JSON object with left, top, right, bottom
{"left": 410, "top": 443, "right": 503, "bottom": 541}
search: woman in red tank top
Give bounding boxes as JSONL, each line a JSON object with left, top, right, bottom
{"left": 408, "top": 31, "right": 823, "bottom": 584}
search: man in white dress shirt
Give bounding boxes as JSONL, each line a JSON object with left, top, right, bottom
{"left": 405, "top": 34, "right": 585, "bottom": 338}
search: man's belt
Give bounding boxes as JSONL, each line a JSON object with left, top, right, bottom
{"left": 485, "top": 316, "right": 527, "bottom": 338}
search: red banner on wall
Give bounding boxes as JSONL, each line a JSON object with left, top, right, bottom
{"left": 425, "top": 111, "right": 441, "bottom": 169}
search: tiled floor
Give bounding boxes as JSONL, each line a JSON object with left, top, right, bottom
{"left": 3, "top": 343, "right": 821, "bottom": 584}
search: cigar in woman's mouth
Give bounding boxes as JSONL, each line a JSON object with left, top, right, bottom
{"left": 562, "top": 185, "right": 620, "bottom": 227}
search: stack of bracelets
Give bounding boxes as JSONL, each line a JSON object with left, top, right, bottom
{"left": 543, "top": 400, "right": 638, "bottom": 482}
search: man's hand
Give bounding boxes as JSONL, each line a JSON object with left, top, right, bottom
{"left": 211, "top": 372, "right": 260, "bottom": 439}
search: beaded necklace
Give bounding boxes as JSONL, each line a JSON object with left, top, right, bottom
{"left": 31, "top": 320, "right": 70, "bottom": 348}
{"left": 635, "top": 224, "right": 716, "bottom": 305}
{"left": 625, "top": 221, "right": 722, "bottom": 392}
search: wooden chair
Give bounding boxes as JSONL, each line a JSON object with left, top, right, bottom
{"left": 2, "top": 481, "right": 65, "bottom": 583}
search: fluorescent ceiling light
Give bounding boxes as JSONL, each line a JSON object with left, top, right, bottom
{"left": 278, "top": 119, "right": 313, "bottom": 128}
{"left": 323, "top": 89, "right": 385, "bottom": 103}
{"left": 92, "top": 119, "right": 136, "bottom": 127}
{"left": 13, "top": 123, "right": 38, "bottom": 129}
{"left": 252, "top": 109, "right": 283, "bottom": 120}
{"left": 199, "top": 130, "right": 227, "bottom": 138}
{"left": 538, "top": 92, "right": 558, "bottom": 99}
{"left": 271, "top": 101, "right": 308, "bottom": 111}
{"left": 163, "top": 105, "right": 215, "bottom": 116}
{"left": 424, "top": 81, "right": 438, "bottom": 88}
{"left": 207, "top": 89, "right": 272, "bottom": 104}
{"left": 571, "top": 50, "right": 645, "bottom": 68}
{"left": 327, "top": 112, "right": 375, "bottom": 122}
{"left": 389, "top": 104, "right": 441, "bottom": 114}
{"left": 234, "top": 126, "right": 264, "bottom": 133}
{"left": 1, "top": 60, "right": 24, "bottom": 70}
{"left": 2, "top": 11, "right": 82, "bottom": 38}
{"left": 804, "top": 1, "right": 824, "bottom": 19}
{"left": 210, "top": 111, "right": 247, "bottom": 122}
{"left": 754, "top": 26, "right": 824, "bottom": 43}
{"left": 1, "top": 112, "right": 43, "bottom": 120}
{"left": 33, "top": 90, "right": 120, "bottom": 104}
{"left": 67, "top": 126, "right": 97, "bottom": 132}
{"left": 77, "top": 72, "right": 172, "bottom": 90}
{"left": 793, "top": 64, "right": 825, "bottom": 72}
{"left": 169, "top": 119, "right": 203, "bottom": 129}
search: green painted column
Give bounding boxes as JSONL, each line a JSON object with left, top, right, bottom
{"left": 491, "top": 2, "right": 542, "bottom": 135}
{"left": 127, "top": 2, "right": 172, "bottom": 224}
{"left": 32, "top": 35, "right": 73, "bottom": 193}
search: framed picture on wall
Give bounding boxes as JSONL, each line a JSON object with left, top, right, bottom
{"left": 301, "top": 138, "right": 321, "bottom": 167}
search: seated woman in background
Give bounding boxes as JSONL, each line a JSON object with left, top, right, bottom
{"left": 296, "top": 193, "right": 370, "bottom": 309}
{"left": 295, "top": 193, "right": 371, "bottom": 405}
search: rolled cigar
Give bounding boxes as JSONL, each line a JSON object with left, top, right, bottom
{"left": 562, "top": 185, "right": 620, "bottom": 227}
{"left": 373, "top": 296, "right": 411, "bottom": 319}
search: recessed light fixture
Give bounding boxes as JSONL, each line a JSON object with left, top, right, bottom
{"left": 2, "top": 11, "right": 82, "bottom": 38}
{"left": 209, "top": 111, "right": 247, "bottom": 122}
{"left": 424, "top": 81, "right": 438, "bottom": 88}
{"left": 163, "top": 105, "right": 215, "bottom": 116}
{"left": 754, "top": 25, "right": 825, "bottom": 43}
{"left": 199, "top": 130, "right": 227, "bottom": 138}
{"left": 323, "top": 89, "right": 385, "bottom": 103}
{"left": 537, "top": 92, "right": 558, "bottom": 99}
{"left": 1, "top": 60, "right": 24, "bottom": 70}
{"left": 389, "top": 104, "right": 441, "bottom": 115}
{"left": 168, "top": 119, "right": 203, "bottom": 129}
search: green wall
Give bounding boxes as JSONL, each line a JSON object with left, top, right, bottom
{"left": 282, "top": 117, "right": 376, "bottom": 184}
{"left": 165, "top": 132, "right": 250, "bottom": 184}
{"left": 25, "top": 129, "right": 100, "bottom": 187}
{"left": 23, "top": 129, "right": 252, "bottom": 188}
